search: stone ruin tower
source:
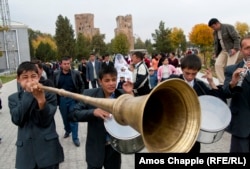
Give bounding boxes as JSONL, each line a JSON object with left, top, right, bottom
{"left": 74, "top": 13, "right": 100, "bottom": 39}
{"left": 114, "top": 14, "right": 134, "bottom": 50}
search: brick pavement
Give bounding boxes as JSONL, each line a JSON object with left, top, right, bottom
{"left": 0, "top": 79, "right": 230, "bottom": 169}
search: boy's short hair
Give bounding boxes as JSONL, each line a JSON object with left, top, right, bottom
{"left": 98, "top": 66, "right": 117, "bottom": 80}
{"left": 180, "top": 54, "right": 202, "bottom": 71}
{"left": 17, "top": 61, "right": 38, "bottom": 77}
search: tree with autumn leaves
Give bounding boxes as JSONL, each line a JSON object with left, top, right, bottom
{"left": 235, "top": 21, "right": 250, "bottom": 38}
{"left": 189, "top": 23, "right": 214, "bottom": 67}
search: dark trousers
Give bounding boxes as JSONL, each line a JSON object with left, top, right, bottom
{"left": 34, "top": 163, "right": 59, "bottom": 169}
{"left": 83, "top": 78, "right": 89, "bottom": 89}
{"left": 230, "top": 135, "right": 250, "bottom": 153}
{"left": 91, "top": 79, "right": 99, "bottom": 88}
{"left": 59, "top": 97, "right": 78, "bottom": 141}
{"left": 87, "top": 145, "right": 121, "bottom": 169}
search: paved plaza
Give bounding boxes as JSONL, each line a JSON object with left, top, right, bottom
{"left": 0, "top": 79, "right": 231, "bottom": 169}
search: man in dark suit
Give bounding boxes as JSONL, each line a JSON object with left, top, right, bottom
{"left": 69, "top": 66, "right": 134, "bottom": 169}
{"left": 78, "top": 57, "right": 89, "bottom": 89}
{"left": 223, "top": 35, "right": 250, "bottom": 152}
{"left": 86, "top": 53, "right": 102, "bottom": 88}
{"left": 54, "top": 56, "right": 84, "bottom": 147}
{"left": 8, "top": 61, "right": 64, "bottom": 169}
{"left": 101, "top": 54, "right": 114, "bottom": 69}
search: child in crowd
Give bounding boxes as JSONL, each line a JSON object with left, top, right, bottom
{"left": 117, "top": 75, "right": 126, "bottom": 89}
{"left": 148, "top": 67, "right": 157, "bottom": 88}
{"left": 157, "top": 57, "right": 178, "bottom": 83}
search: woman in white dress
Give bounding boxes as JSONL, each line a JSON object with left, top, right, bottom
{"left": 114, "top": 54, "right": 133, "bottom": 86}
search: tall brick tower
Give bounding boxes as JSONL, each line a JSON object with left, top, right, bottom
{"left": 74, "top": 13, "right": 100, "bottom": 39}
{"left": 114, "top": 14, "right": 134, "bottom": 50}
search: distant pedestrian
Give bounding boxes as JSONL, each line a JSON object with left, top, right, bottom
{"left": 168, "top": 52, "right": 179, "bottom": 68}
{"left": 78, "top": 57, "right": 89, "bottom": 89}
{"left": 101, "top": 54, "right": 114, "bottom": 69}
{"left": 86, "top": 53, "right": 102, "bottom": 88}
{"left": 157, "top": 57, "right": 178, "bottom": 83}
{"left": 131, "top": 51, "right": 151, "bottom": 96}
{"left": 148, "top": 67, "right": 157, "bottom": 88}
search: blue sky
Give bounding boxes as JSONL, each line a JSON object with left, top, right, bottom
{"left": 8, "top": 0, "right": 250, "bottom": 42}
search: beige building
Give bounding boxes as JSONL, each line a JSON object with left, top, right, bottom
{"left": 74, "top": 13, "right": 100, "bottom": 39}
{"left": 114, "top": 15, "right": 134, "bottom": 50}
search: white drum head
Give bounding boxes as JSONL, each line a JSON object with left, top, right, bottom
{"left": 199, "top": 95, "right": 231, "bottom": 132}
{"left": 104, "top": 115, "right": 140, "bottom": 140}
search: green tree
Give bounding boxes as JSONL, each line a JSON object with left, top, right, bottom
{"left": 151, "top": 21, "right": 172, "bottom": 53}
{"left": 35, "top": 42, "right": 56, "bottom": 61}
{"left": 55, "top": 15, "right": 75, "bottom": 60}
{"left": 105, "top": 42, "right": 113, "bottom": 55}
{"left": 169, "top": 27, "right": 187, "bottom": 54}
{"left": 28, "top": 29, "right": 40, "bottom": 59}
{"left": 90, "top": 33, "right": 107, "bottom": 56}
{"left": 134, "top": 37, "right": 146, "bottom": 49}
{"left": 28, "top": 28, "right": 57, "bottom": 60}
{"left": 145, "top": 39, "right": 154, "bottom": 55}
{"left": 75, "top": 33, "right": 91, "bottom": 60}
{"left": 111, "top": 33, "right": 130, "bottom": 55}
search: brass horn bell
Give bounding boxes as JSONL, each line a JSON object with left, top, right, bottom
{"left": 41, "top": 78, "right": 201, "bottom": 152}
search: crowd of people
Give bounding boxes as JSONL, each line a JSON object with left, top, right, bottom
{"left": 2, "top": 17, "right": 250, "bottom": 169}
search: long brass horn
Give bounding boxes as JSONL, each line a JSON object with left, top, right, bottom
{"left": 40, "top": 78, "right": 201, "bottom": 152}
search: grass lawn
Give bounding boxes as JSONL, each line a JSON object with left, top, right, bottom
{"left": 0, "top": 74, "right": 16, "bottom": 84}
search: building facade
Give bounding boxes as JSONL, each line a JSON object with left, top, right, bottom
{"left": 0, "top": 21, "right": 30, "bottom": 73}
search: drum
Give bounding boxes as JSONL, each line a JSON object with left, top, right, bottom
{"left": 197, "top": 95, "right": 231, "bottom": 144}
{"left": 104, "top": 115, "right": 145, "bottom": 154}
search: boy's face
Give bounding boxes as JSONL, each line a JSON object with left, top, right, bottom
{"left": 182, "top": 68, "right": 198, "bottom": 82}
{"left": 17, "top": 70, "right": 39, "bottom": 89}
{"left": 99, "top": 74, "right": 117, "bottom": 95}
